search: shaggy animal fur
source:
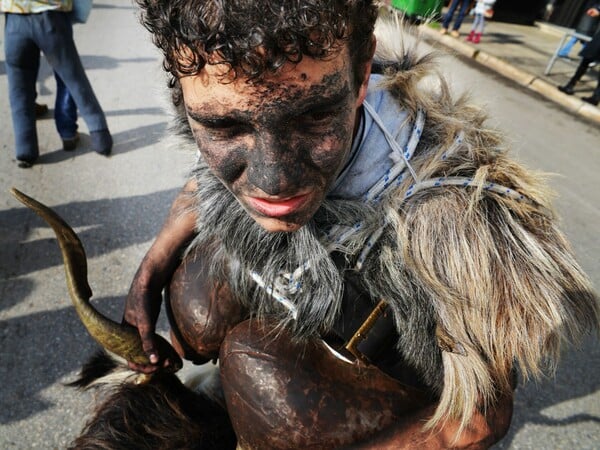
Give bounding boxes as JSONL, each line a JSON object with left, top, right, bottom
{"left": 68, "top": 352, "right": 236, "bottom": 450}
{"left": 167, "top": 18, "right": 599, "bottom": 436}
{"left": 369, "top": 20, "right": 599, "bottom": 431}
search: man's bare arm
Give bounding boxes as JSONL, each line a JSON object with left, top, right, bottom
{"left": 345, "top": 391, "right": 513, "bottom": 450}
{"left": 123, "top": 180, "right": 199, "bottom": 372}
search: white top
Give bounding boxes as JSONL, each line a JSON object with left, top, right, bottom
{"left": 474, "top": 0, "right": 496, "bottom": 14}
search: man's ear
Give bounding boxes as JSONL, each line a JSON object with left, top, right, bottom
{"left": 356, "top": 35, "right": 376, "bottom": 106}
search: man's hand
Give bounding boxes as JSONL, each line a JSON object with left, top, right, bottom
{"left": 586, "top": 7, "right": 600, "bottom": 17}
{"left": 123, "top": 269, "right": 168, "bottom": 373}
{"left": 122, "top": 181, "right": 200, "bottom": 373}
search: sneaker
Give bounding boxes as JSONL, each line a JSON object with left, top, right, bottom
{"left": 34, "top": 103, "right": 49, "bottom": 118}
{"left": 558, "top": 84, "right": 575, "bottom": 96}
{"left": 62, "top": 133, "right": 80, "bottom": 152}
{"left": 450, "top": 30, "right": 460, "bottom": 38}
{"left": 90, "top": 129, "right": 113, "bottom": 156}
{"left": 17, "top": 159, "right": 34, "bottom": 169}
{"left": 582, "top": 95, "right": 599, "bottom": 106}
{"left": 473, "top": 33, "right": 481, "bottom": 44}
{"left": 440, "top": 28, "right": 448, "bottom": 35}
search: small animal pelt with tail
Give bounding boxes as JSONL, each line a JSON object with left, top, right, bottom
{"left": 11, "top": 188, "right": 237, "bottom": 449}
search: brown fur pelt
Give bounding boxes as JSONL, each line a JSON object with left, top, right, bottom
{"left": 365, "top": 18, "right": 600, "bottom": 432}
{"left": 68, "top": 352, "right": 237, "bottom": 450}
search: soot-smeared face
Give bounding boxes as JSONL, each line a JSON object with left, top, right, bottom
{"left": 180, "top": 48, "right": 370, "bottom": 232}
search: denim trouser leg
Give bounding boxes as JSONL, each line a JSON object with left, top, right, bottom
{"left": 442, "top": 0, "right": 460, "bottom": 29}
{"left": 452, "top": 0, "right": 471, "bottom": 31}
{"left": 4, "top": 13, "right": 41, "bottom": 161}
{"left": 54, "top": 72, "right": 79, "bottom": 139}
{"left": 36, "top": 12, "right": 108, "bottom": 133}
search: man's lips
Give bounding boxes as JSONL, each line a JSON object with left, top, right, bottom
{"left": 245, "top": 193, "right": 311, "bottom": 218}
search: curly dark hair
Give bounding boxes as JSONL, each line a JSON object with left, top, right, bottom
{"left": 136, "top": 0, "right": 378, "bottom": 89}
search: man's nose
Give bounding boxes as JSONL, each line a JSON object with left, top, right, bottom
{"left": 247, "top": 135, "right": 303, "bottom": 196}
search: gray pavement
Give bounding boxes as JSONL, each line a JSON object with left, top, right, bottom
{"left": 0, "top": 2, "right": 598, "bottom": 449}
{"left": 417, "top": 14, "right": 600, "bottom": 125}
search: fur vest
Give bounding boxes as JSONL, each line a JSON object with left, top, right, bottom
{"left": 166, "top": 20, "right": 599, "bottom": 433}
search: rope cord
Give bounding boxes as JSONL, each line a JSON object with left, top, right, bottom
{"left": 250, "top": 102, "right": 531, "bottom": 315}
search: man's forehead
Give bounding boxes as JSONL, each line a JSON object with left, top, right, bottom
{"left": 181, "top": 50, "right": 353, "bottom": 109}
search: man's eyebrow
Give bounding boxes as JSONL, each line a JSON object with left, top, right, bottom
{"left": 185, "top": 84, "right": 351, "bottom": 123}
{"left": 185, "top": 106, "right": 249, "bottom": 125}
{"left": 298, "top": 89, "right": 350, "bottom": 113}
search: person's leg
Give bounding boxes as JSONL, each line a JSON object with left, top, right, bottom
{"left": 54, "top": 71, "right": 79, "bottom": 150}
{"left": 473, "top": 15, "right": 486, "bottom": 43}
{"left": 468, "top": 14, "right": 481, "bottom": 43}
{"left": 466, "top": 26, "right": 476, "bottom": 42}
{"left": 441, "top": 0, "right": 460, "bottom": 31}
{"left": 33, "top": 60, "right": 48, "bottom": 118}
{"left": 34, "top": 102, "right": 49, "bottom": 118}
{"left": 558, "top": 57, "right": 592, "bottom": 95}
{"left": 452, "top": 0, "right": 472, "bottom": 31}
{"left": 4, "top": 13, "right": 41, "bottom": 165}
{"left": 582, "top": 71, "right": 600, "bottom": 105}
{"left": 36, "top": 11, "right": 112, "bottom": 154}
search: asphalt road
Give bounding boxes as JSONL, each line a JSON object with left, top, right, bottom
{"left": 1, "top": 2, "right": 598, "bottom": 448}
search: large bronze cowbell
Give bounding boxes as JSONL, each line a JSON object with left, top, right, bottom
{"left": 167, "top": 249, "right": 430, "bottom": 450}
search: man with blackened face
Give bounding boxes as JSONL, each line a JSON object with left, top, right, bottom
{"left": 74, "top": 1, "right": 598, "bottom": 449}
{"left": 181, "top": 46, "right": 369, "bottom": 232}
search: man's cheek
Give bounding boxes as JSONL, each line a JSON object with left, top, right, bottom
{"left": 309, "top": 138, "right": 351, "bottom": 172}
{"left": 306, "top": 114, "right": 354, "bottom": 171}
{"left": 200, "top": 145, "right": 248, "bottom": 184}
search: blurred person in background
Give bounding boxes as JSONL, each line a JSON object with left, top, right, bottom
{"left": 558, "top": 5, "right": 600, "bottom": 105}
{"left": 2, "top": 0, "right": 112, "bottom": 168}
{"left": 466, "top": 0, "right": 496, "bottom": 44}
{"left": 557, "top": 1, "right": 600, "bottom": 58}
{"left": 440, "top": 0, "right": 472, "bottom": 37}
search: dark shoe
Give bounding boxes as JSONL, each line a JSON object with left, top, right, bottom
{"left": 62, "top": 133, "right": 80, "bottom": 151}
{"left": 34, "top": 103, "right": 49, "bottom": 118}
{"left": 582, "top": 95, "right": 599, "bottom": 106}
{"left": 17, "top": 159, "right": 34, "bottom": 169}
{"left": 558, "top": 84, "right": 575, "bottom": 95}
{"left": 90, "top": 129, "right": 113, "bottom": 156}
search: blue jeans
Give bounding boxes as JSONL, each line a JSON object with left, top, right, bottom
{"left": 54, "top": 72, "right": 78, "bottom": 139}
{"left": 442, "top": 0, "right": 471, "bottom": 31}
{"left": 4, "top": 11, "right": 108, "bottom": 161}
